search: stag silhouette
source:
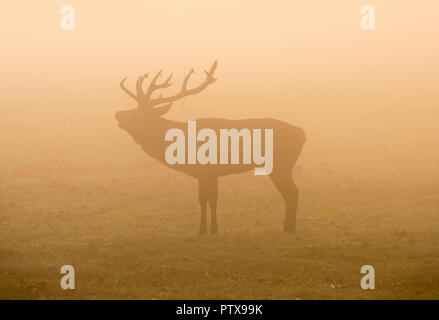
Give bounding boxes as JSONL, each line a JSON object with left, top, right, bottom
{"left": 115, "top": 61, "right": 305, "bottom": 234}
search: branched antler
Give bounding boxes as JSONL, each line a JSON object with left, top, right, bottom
{"left": 120, "top": 60, "right": 217, "bottom": 109}
{"left": 145, "top": 71, "right": 173, "bottom": 100}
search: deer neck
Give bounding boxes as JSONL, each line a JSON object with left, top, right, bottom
{"left": 137, "top": 117, "right": 185, "bottom": 163}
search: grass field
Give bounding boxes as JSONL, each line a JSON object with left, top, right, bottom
{"left": 1, "top": 107, "right": 439, "bottom": 299}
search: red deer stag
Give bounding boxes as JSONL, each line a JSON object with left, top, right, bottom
{"left": 115, "top": 61, "right": 305, "bottom": 234}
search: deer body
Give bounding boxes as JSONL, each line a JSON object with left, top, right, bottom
{"left": 116, "top": 61, "right": 305, "bottom": 234}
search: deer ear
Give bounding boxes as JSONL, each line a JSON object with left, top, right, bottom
{"left": 152, "top": 103, "right": 173, "bottom": 117}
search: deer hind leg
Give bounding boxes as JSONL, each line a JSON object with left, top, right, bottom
{"left": 270, "top": 170, "right": 299, "bottom": 233}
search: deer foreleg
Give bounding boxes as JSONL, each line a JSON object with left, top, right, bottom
{"left": 207, "top": 177, "right": 219, "bottom": 234}
{"left": 198, "top": 177, "right": 218, "bottom": 235}
{"left": 198, "top": 179, "right": 208, "bottom": 235}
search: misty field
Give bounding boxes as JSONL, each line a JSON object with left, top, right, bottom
{"left": 1, "top": 108, "right": 439, "bottom": 299}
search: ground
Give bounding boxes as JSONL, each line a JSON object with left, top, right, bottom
{"left": 1, "top": 107, "right": 438, "bottom": 299}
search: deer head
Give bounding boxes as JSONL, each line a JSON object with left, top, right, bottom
{"left": 115, "top": 61, "right": 218, "bottom": 134}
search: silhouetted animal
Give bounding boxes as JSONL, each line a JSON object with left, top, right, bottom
{"left": 115, "top": 61, "right": 305, "bottom": 234}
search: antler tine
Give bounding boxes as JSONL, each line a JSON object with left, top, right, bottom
{"left": 145, "top": 70, "right": 173, "bottom": 100}
{"left": 145, "top": 70, "right": 162, "bottom": 98}
{"left": 120, "top": 77, "right": 138, "bottom": 102}
{"left": 158, "top": 73, "right": 173, "bottom": 89}
{"left": 182, "top": 69, "right": 195, "bottom": 90}
{"left": 135, "top": 73, "right": 149, "bottom": 100}
{"left": 205, "top": 60, "right": 218, "bottom": 78}
{"left": 202, "top": 60, "right": 218, "bottom": 84}
{"left": 152, "top": 69, "right": 163, "bottom": 83}
{"left": 148, "top": 60, "right": 218, "bottom": 107}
